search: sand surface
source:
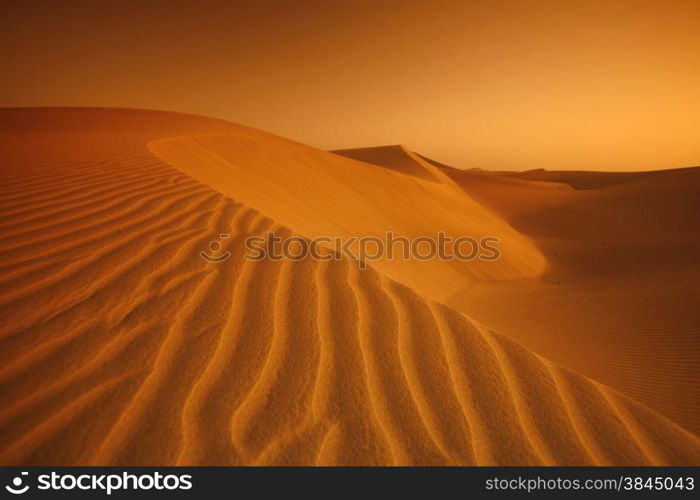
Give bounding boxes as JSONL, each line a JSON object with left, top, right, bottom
{"left": 440, "top": 165, "right": 700, "bottom": 436}
{"left": 1, "top": 108, "right": 699, "bottom": 465}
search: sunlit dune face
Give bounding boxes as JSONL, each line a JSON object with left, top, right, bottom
{"left": 1, "top": 0, "right": 698, "bottom": 171}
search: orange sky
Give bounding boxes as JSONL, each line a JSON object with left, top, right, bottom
{"left": 1, "top": 0, "right": 698, "bottom": 171}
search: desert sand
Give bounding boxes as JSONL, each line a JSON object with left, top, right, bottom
{"left": 1, "top": 108, "right": 699, "bottom": 465}
{"left": 442, "top": 165, "right": 700, "bottom": 436}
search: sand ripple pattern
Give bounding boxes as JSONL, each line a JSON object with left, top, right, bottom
{"left": 1, "top": 110, "right": 699, "bottom": 465}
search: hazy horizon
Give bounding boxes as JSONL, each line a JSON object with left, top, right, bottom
{"left": 2, "top": 0, "right": 699, "bottom": 171}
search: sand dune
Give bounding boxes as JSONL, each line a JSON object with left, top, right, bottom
{"left": 438, "top": 163, "right": 700, "bottom": 435}
{"left": 331, "top": 145, "right": 444, "bottom": 182}
{"left": 1, "top": 108, "right": 699, "bottom": 465}
{"left": 149, "top": 131, "right": 545, "bottom": 302}
{"left": 498, "top": 168, "right": 662, "bottom": 190}
{"left": 333, "top": 148, "right": 578, "bottom": 220}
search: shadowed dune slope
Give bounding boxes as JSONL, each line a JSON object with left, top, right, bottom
{"left": 431, "top": 168, "right": 575, "bottom": 220}
{"left": 1, "top": 108, "right": 699, "bottom": 465}
{"left": 441, "top": 164, "right": 700, "bottom": 435}
{"left": 331, "top": 145, "right": 443, "bottom": 182}
{"left": 496, "top": 168, "right": 683, "bottom": 190}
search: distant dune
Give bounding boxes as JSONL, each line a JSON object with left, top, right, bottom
{"left": 1, "top": 108, "right": 699, "bottom": 465}
{"left": 331, "top": 145, "right": 443, "bottom": 182}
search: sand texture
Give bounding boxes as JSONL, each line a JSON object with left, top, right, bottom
{"left": 1, "top": 108, "right": 699, "bottom": 465}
